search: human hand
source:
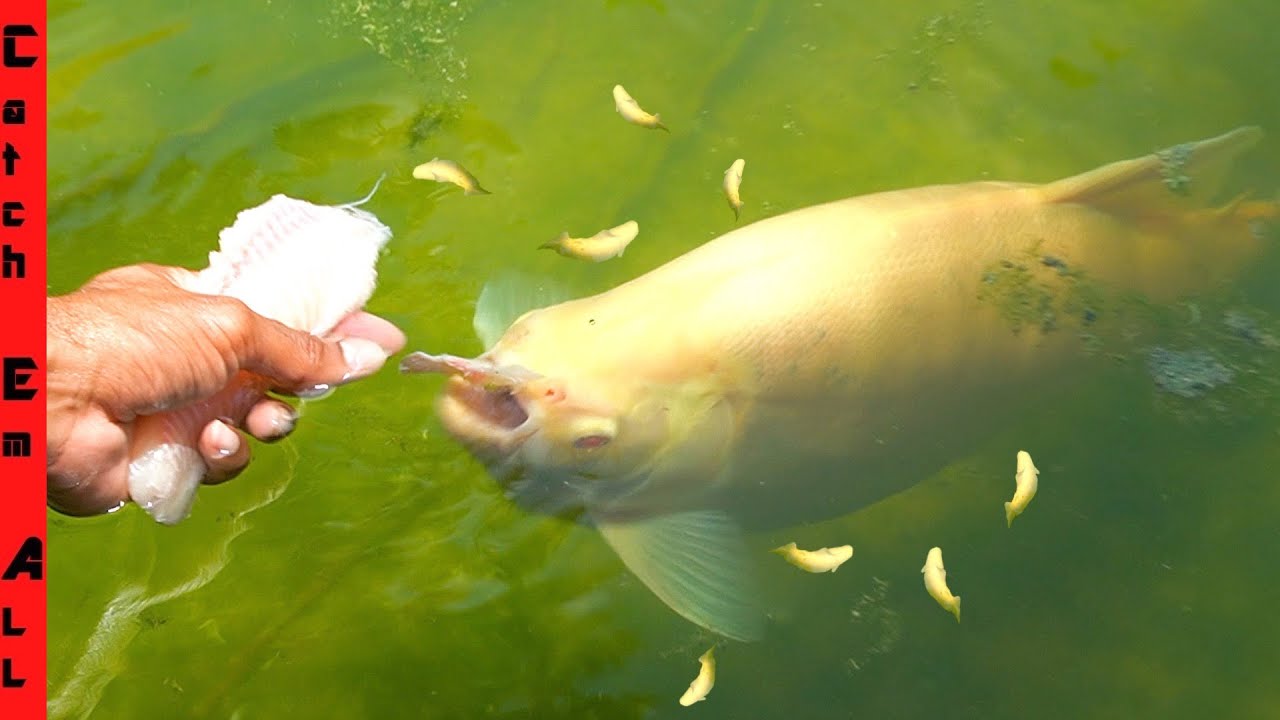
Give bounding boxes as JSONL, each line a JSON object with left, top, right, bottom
{"left": 46, "top": 263, "right": 405, "bottom": 518}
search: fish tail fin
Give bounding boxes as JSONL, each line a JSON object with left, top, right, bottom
{"left": 770, "top": 542, "right": 796, "bottom": 555}
{"left": 655, "top": 116, "right": 670, "bottom": 133}
{"left": 1215, "top": 191, "right": 1279, "bottom": 234}
{"left": 465, "top": 185, "right": 492, "bottom": 196}
{"left": 538, "top": 232, "right": 569, "bottom": 251}
{"left": 732, "top": 204, "right": 741, "bottom": 222}
{"left": 953, "top": 596, "right": 962, "bottom": 622}
{"left": 1004, "top": 501, "right": 1015, "bottom": 527}
{"left": 1215, "top": 192, "right": 1260, "bottom": 217}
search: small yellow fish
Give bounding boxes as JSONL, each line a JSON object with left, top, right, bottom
{"left": 411, "top": 158, "right": 490, "bottom": 195}
{"left": 540, "top": 220, "right": 639, "bottom": 262}
{"left": 1005, "top": 450, "right": 1039, "bottom": 527}
{"left": 723, "top": 158, "right": 745, "bottom": 220}
{"left": 678, "top": 646, "right": 716, "bottom": 707}
{"left": 613, "top": 84, "right": 668, "bottom": 132}
{"left": 771, "top": 541, "right": 853, "bottom": 573}
{"left": 922, "top": 546, "right": 961, "bottom": 622}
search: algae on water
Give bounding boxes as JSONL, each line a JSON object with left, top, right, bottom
{"left": 1156, "top": 142, "right": 1194, "bottom": 196}
{"left": 1146, "top": 347, "right": 1234, "bottom": 399}
{"left": 327, "top": 0, "right": 476, "bottom": 103}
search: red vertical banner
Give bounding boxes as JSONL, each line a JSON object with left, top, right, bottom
{"left": 0, "top": 1, "right": 46, "bottom": 718}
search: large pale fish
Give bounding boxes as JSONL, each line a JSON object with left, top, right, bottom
{"left": 401, "top": 128, "right": 1273, "bottom": 641}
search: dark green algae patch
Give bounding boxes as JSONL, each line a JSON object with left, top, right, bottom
{"left": 976, "top": 242, "right": 1107, "bottom": 337}
{"left": 976, "top": 238, "right": 1280, "bottom": 422}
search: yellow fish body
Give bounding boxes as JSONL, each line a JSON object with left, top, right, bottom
{"left": 613, "top": 84, "right": 668, "bottom": 132}
{"left": 1005, "top": 450, "right": 1040, "bottom": 527}
{"left": 922, "top": 546, "right": 961, "bottom": 622}
{"left": 771, "top": 542, "right": 853, "bottom": 573}
{"left": 412, "top": 157, "right": 490, "bottom": 195}
{"left": 540, "top": 220, "right": 639, "bottom": 262}
{"left": 723, "top": 158, "right": 745, "bottom": 220}
{"left": 678, "top": 646, "right": 716, "bottom": 706}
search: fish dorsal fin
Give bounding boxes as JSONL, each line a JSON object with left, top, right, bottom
{"left": 593, "top": 509, "right": 764, "bottom": 642}
{"left": 1039, "top": 126, "right": 1263, "bottom": 212}
{"left": 473, "top": 271, "right": 572, "bottom": 349}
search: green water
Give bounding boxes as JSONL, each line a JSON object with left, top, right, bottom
{"left": 46, "top": 0, "right": 1280, "bottom": 718}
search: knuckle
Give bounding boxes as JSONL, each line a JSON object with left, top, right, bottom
{"left": 85, "top": 263, "right": 155, "bottom": 289}
{"left": 205, "top": 296, "right": 257, "bottom": 345}
{"left": 195, "top": 297, "right": 259, "bottom": 376}
{"left": 297, "top": 334, "right": 330, "bottom": 369}
{"left": 274, "top": 334, "right": 332, "bottom": 389}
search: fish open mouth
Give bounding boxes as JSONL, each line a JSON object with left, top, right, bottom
{"left": 402, "top": 350, "right": 539, "bottom": 460}
{"left": 445, "top": 376, "right": 529, "bottom": 430}
{"left": 401, "top": 351, "right": 594, "bottom": 518}
{"left": 435, "top": 376, "right": 534, "bottom": 462}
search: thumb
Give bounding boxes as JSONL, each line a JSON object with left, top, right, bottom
{"left": 236, "top": 312, "right": 392, "bottom": 393}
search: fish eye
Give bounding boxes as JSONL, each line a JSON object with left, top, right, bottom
{"left": 573, "top": 434, "right": 612, "bottom": 450}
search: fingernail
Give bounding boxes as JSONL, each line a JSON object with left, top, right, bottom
{"left": 297, "top": 383, "right": 334, "bottom": 400}
{"left": 268, "top": 405, "right": 297, "bottom": 438}
{"left": 340, "top": 338, "right": 389, "bottom": 381}
{"left": 209, "top": 420, "right": 240, "bottom": 458}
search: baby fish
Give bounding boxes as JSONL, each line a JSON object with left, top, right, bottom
{"left": 1005, "top": 449, "right": 1040, "bottom": 527}
{"left": 771, "top": 541, "right": 853, "bottom": 573}
{"left": 412, "top": 158, "right": 490, "bottom": 195}
{"left": 723, "top": 158, "right": 745, "bottom": 220}
{"left": 678, "top": 646, "right": 716, "bottom": 707}
{"left": 613, "top": 84, "right": 668, "bottom": 132}
{"left": 922, "top": 546, "right": 961, "bottom": 622}
{"left": 540, "top": 220, "right": 639, "bottom": 262}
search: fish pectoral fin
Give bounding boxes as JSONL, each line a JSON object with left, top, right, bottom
{"left": 1039, "top": 126, "right": 1263, "bottom": 214}
{"left": 473, "top": 271, "right": 574, "bottom": 349}
{"left": 593, "top": 509, "right": 764, "bottom": 642}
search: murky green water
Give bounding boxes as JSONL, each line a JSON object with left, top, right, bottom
{"left": 47, "top": 0, "right": 1280, "bottom": 718}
